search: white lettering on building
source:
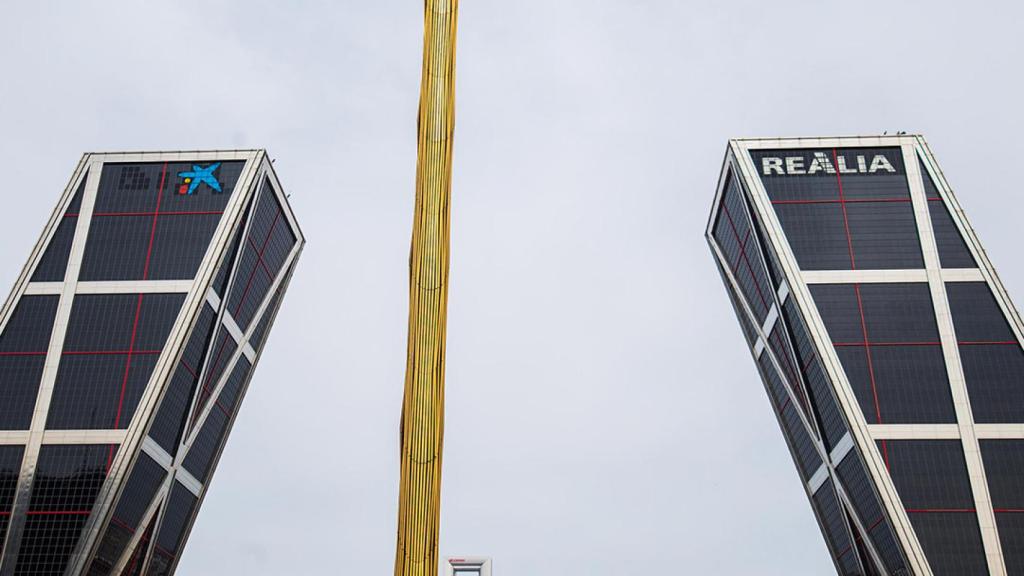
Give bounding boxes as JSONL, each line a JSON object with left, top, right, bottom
{"left": 761, "top": 154, "right": 897, "bottom": 175}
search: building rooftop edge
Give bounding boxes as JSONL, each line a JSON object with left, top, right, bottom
{"left": 81, "top": 148, "right": 265, "bottom": 155}
{"left": 729, "top": 134, "right": 923, "bottom": 143}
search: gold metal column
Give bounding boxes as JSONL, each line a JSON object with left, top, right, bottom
{"left": 394, "top": 1, "right": 458, "bottom": 575}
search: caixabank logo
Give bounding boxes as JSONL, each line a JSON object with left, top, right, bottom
{"left": 176, "top": 162, "right": 224, "bottom": 195}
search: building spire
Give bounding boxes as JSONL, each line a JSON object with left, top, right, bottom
{"left": 394, "top": 1, "right": 458, "bottom": 575}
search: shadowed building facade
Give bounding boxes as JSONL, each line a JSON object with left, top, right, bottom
{"left": 708, "top": 135, "right": 1024, "bottom": 575}
{"left": 0, "top": 151, "right": 303, "bottom": 575}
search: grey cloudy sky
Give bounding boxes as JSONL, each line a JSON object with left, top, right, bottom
{"left": 1, "top": 1, "right": 1023, "bottom": 574}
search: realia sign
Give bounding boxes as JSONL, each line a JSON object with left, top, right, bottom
{"left": 760, "top": 152, "right": 897, "bottom": 176}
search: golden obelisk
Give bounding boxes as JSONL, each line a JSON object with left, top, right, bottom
{"left": 394, "top": 1, "right": 458, "bottom": 575}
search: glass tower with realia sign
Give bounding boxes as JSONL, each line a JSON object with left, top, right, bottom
{"left": 0, "top": 151, "right": 303, "bottom": 575}
{"left": 708, "top": 135, "right": 1024, "bottom": 575}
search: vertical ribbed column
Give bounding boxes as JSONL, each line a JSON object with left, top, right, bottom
{"left": 394, "top": 2, "right": 458, "bottom": 576}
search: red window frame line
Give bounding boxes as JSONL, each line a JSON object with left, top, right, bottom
{"left": 833, "top": 149, "right": 856, "bottom": 270}
{"left": 833, "top": 341, "right": 1019, "bottom": 347}
{"left": 770, "top": 331, "right": 809, "bottom": 416}
{"left": 905, "top": 508, "right": 1024, "bottom": 513}
{"left": 0, "top": 350, "right": 162, "bottom": 357}
{"left": 853, "top": 283, "right": 887, "bottom": 468}
{"left": 192, "top": 333, "right": 235, "bottom": 428}
{"left": 189, "top": 205, "right": 285, "bottom": 431}
{"left": 154, "top": 543, "right": 176, "bottom": 560}
{"left": 771, "top": 197, "right": 944, "bottom": 205}
{"left": 179, "top": 359, "right": 232, "bottom": 419}
{"left": 719, "top": 195, "right": 771, "bottom": 314}
{"left": 64, "top": 210, "right": 224, "bottom": 218}
{"left": 123, "top": 524, "right": 154, "bottom": 574}
{"left": 721, "top": 195, "right": 811, "bottom": 423}
{"left": 111, "top": 515, "right": 135, "bottom": 534}
{"left": 232, "top": 208, "right": 284, "bottom": 321}
{"left": 24, "top": 510, "right": 93, "bottom": 516}
{"left": 108, "top": 163, "right": 167, "bottom": 471}
{"left": 835, "top": 514, "right": 886, "bottom": 561}
{"left": 246, "top": 235, "right": 277, "bottom": 279}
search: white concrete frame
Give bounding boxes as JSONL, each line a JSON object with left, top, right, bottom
{"left": 709, "top": 140, "right": 921, "bottom": 574}
{"left": 731, "top": 136, "right": 937, "bottom": 575}
{"left": 99, "top": 156, "right": 304, "bottom": 576}
{"left": 710, "top": 134, "right": 1024, "bottom": 575}
{"left": 711, "top": 211, "right": 893, "bottom": 575}
{"left": 0, "top": 150, "right": 303, "bottom": 576}
{"left": 710, "top": 178, "right": 891, "bottom": 574}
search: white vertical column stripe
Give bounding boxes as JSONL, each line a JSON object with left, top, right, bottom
{"left": 0, "top": 160, "right": 102, "bottom": 574}
{"left": 905, "top": 145, "right": 1006, "bottom": 575}
{"left": 733, "top": 139, "right": 928, "bottom": 575}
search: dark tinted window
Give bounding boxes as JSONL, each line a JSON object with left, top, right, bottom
{"left": 183, "top": 358, "right": 251, "bottom": 483}
{"left": 0, "top": 445, "right": 24, "bottom": 553}
{"left": 909, "top": 513, "right": 989, "bottom": 575}
{"left": 188, "top": 330, "right": 237, "bottom": 432}
{"left": 885, "top": 440, "right": 987, "bottom": 575}
{"left": 147, "top": 214, "right": 224, "bottom": 280}
{"left": 844, "top": 202, "right": 923, "bottom": 270}
{"left": 773, "top": 203, "right": 852, "bottom": 270}
{"left": 960, "top": 346, "right": 1024, "bottom": 423}
{"left": 919, "top": 160, "right": 975, "bottom": 269}
{"left": 212, "top": 196, "right": 253, "bottom": 298}
{"left": 946, "top": 283, "right": 1017, "bottom": 343}
{"left": 813, "top": 479, "right": 863, "bottom": 575}
{"left": 14, "top": 444, "right": 115, "bottom": 575}
{"left": 49, "top": 294, "right": 183, "bottom": 430}
{"left": 768, "top": 326, "right": 810, "bottom": 418}
{"left": 782, "top": 299, "right": 849, "bottom": 450}
{"left": 120, "top": 510, "right": 157, "bottom": 576}
{"left": 32, "top": 173, "right": 87, "bottom": 283}
{"left": 980, "top": 440, "right": 1024, "bottom": 509}
{"left": 749, "top": 203, "right": 786, "bottom": 289}
{"left": 48, "top": 354, "right": 158, "bottom": 431}
{"left": 182, "top": 408, "right": 227, "bottom": 484}
{"left": 0, "top": 296, "right": 59, "bottom": 430}
{"left": 79, "top": 216, "right": 151, "bottom": 281}
{"left": 0, "top": 296, "right": 61, "bottom": 353}
{"left": 88, "top": 453, "right": 165, "bottom": 575}
{"left": 0, "top": 445, "right": 23, "bottom": 511}
{"left": 149, "top": 482, "right": 197, "bottom": 576}
{"left": 250, "top": 274, "right": 288, "bottom": 351}
{"left": 711, "top": 174, "right": 773, "bottom": 323}
{"left": 995, "top": 514, "right": 1024, "bottom": 575}
{"left": 79, "top": 161, "right": 245, "bottom": 281}
{"left": 752, "top": 147, "right": 923, "bottom": 270}
{"left": 835, "top": 455, "right": 908, "bottom": 574}
{"left": 225, "top": 185, "right": 297, "bottom": 331}
{"left": 885, "top": 440, "right": 974, "bottom": 509}
{"left": 148, "top": 305, "right": 217, "bottom": 456}
{"left": 218, "top": 357, "right": 252, "bottom": 414}
{"left": 757, "top": 354, "right": 821, "bottom": 479}
{"left": 947, "top": 283, "right": 1024, "bottom": 422}
{"left": 723, "top": 274, "right": 758, "bottom": 347}
{"left": 812, "top": 284, "right": 954, "bottom": 424}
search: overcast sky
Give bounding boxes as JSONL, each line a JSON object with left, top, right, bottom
{"left": 2, "top": 1, "right": 1024, "bottom": 574}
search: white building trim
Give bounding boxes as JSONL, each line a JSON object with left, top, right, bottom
{"left": 904, "top": 146, "right": 1005, "bottom": 574}
{"left": 730, "top": 136, "right": 934, "bottom": 574}
{"left": 0, "top": 161, "right": 103, "bottom": 573}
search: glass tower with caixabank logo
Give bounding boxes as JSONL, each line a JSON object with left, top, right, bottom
{"left": 0, "top": 151, "right": 303, "bottom": 575}
{"left": 708, "top": 135, "right": 1024, "bottom": 575}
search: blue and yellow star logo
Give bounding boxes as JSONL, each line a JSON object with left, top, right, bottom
{"left": 177, "top": 163, "right": 223, "bottom": 195}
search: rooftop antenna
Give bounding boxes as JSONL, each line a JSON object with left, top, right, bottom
{"left": 394, "top": 1, "right": 459, "bottom": 575}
